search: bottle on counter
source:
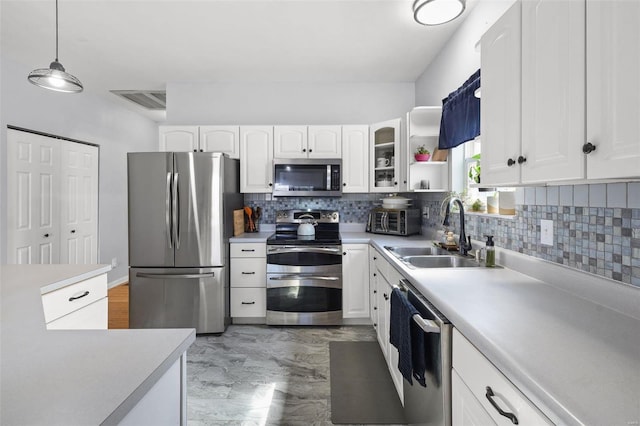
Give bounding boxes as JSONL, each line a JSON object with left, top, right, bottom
{"left": 485, "top": 235, "right": 495, "bottom": 267}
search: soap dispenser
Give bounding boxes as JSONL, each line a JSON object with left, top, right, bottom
{"left": 485, "top": 235, "right": 496, "bottom": 267}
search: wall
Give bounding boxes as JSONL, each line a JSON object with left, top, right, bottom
{"left": 0, "top": 56, "right": 157, "bottom": 285}
{"left": 413, "top": 1, "right": 640, "bottom": 288}
{"left": 166, "top": 82, "right": 415, "bottom": 125}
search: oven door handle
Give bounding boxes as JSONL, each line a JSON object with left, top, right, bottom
{"left": 269, "top": 275, "right": 340, "bottom": 281}
{"left": 267, "top": 247, "right": 342, "bottom": 255}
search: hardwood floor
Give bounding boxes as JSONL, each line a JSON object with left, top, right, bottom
{"left": 108, "top": 283, "right": 129, "bottom": 329}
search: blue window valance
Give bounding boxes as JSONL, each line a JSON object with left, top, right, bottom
{"left": 438, "top": 69, "right": 481, "bottom": 150}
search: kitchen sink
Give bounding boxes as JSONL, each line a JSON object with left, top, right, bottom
{"left": 384, "top": 246, "right": 449, "bottom": 257}
{"left": 402, "top": 255, "right": 482, "bottom": 268}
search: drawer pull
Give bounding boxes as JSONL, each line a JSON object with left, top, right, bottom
{"left": 68, "top": 291, "right": 90, "bottom": 302}
{"left": 241, "top": 249, "right": 256, "bottom": 252}
{"left": 241, "top": 301, "right": 256, "bottom": 305}
{"left": 241, "top": 272, "right": 256, "bottom": 275}
{"left": 485, "top": 386, "right": 519, "bottom": 424}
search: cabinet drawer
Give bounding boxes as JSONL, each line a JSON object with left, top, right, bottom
{"left": 230, "top": 243, "right": 266, "bottom": 258}
{"left": 452, "top": 329, "right": 552, "bottom": 425}
{"left": 230, "top": 288, "right": 266, "bottom": 317}
{"left": 231, "top": 258, "right": 266, "bottom": 287}
{"left": 41, "top": 274, "right": 108, "bottom": 324}
{"left": 46, "top": 297, "right": 108, "bottom": 330}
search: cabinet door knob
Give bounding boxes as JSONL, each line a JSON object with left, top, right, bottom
{"left": 383, "top": 293, "right": 389, "bottom": 301}
{"left": 302, "top": 149, "right": 306, "bottom": 153}
{"left": 71, "top": 230, "right": 76, "bottom": 234}
{"left": 343, "top": 182, "right": 347, "bottom": 187}
{"left": 507, "top": 158, "right": 516, "bottom": 167}
{"left": 268, "top": 183, "right": 273, "bottom": 187}
{"left": 517, "top": 155, "right": 527, "bottom": 164}
{"left": 582, "top": 142, "right": 596, "bottom": 154}
{"left": 44, "top": 233, "right": 50, "bottom": 238}
{"left": 309, "top": 149, "right": 313, "bottom": 153}
{"left": 343, "top": 252, "right": 347, "bottom": 255}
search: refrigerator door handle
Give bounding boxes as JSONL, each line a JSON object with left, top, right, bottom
{"left": 172, "top": 172, "right": 180, "bottom": 249}
{"left": 136, "top": 272, "right": 215, "bottom": 279}
{"left": 166, "top": 172, "right": 173, "bottom": 248}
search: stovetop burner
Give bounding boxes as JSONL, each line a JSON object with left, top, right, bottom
{"left": 267, "top": 209, "right": 341, "bottom": 246}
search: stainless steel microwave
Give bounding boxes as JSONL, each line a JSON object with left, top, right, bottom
{"left": 366, "top": 208, "right": 421, "bottom": 236}
{"left": 273, "top": 159, "right": 342, "bottom": 197}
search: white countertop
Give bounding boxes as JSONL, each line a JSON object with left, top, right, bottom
{"left": 363, "top": 237, "right": 640, "bottom": 426}
{"left": 0, "top": 264, "right": 195, "bottom": 425}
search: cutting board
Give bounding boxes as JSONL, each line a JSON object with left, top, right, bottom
{"left": 233, "top": 210, "right": 244, "bottom": 236}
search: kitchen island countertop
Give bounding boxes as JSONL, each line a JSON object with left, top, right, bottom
{"left": 0, "top": 264, "right": 195, "bottom": 425}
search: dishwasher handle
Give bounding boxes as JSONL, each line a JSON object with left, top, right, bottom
{"left": 397, "top": 279, "right": 445, "bottom": 334}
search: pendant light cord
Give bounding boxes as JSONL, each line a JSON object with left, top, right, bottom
{"left": 55, "top": 0, "right": 59, "bottom": 61}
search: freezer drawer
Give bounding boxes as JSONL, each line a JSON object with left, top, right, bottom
{"left": 129, "top": 267, "right": 228, "bottom": 334}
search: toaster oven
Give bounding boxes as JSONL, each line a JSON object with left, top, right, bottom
{"left": 366, "top": 208, "right": 421, "bottom": 236}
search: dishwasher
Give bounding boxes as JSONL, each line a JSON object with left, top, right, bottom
{"left": 397, "top": 279, "right": 452, "bottom": 426}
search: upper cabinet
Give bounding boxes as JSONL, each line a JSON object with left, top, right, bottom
{"left": 240, "top": 126, "right": 274, "bottom": 193}
{"left": 585, "top": 0, "right": 640, "bottom": 179}
{"left": 342, "top": 125, "right": 369, "bottom": 193}
{"left": 159, "top": 125, "right": 240, "bottom": 159}
{"left": 482, "top": 0, "right": 639, "bottom": 186}
{"left": 273, "top": 125, "right": 341, "bottom": 159}
{"left": 370, "top": 119, "right": 405, "bottom": 193}
{"left": 406, "top": 107, "right": 449, "bottom": 192}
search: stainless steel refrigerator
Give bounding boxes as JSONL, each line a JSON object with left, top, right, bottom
{"left": 127, "top": 152, "right": 242, "bottom": 334}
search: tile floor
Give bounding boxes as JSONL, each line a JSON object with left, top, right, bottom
{"left": 187, "top": 324, "right": 378, "bottom": 425}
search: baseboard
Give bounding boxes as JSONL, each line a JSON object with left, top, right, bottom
{"left": 108, "top": 275, "right": 129, "bottom": 289}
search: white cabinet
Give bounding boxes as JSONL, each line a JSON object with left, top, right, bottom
{"left": 6, "top": 129, "right": 99, "bottom": 265}
{"left": 240, "top": 126, "right": 274, "bottom": 193}
{"left": 521, "top": 0, "right": 585, "bottom": 184}
{"left": 452, "top": 329, "right": 552, "bottom": 425}
{"left": 274, "top": 126, "right": 308, "bottom": 158}
{"left": 585, "top": 0, "right": 640, "bottom": 179}
{"left": 481, "top": 1, "right": 522, "bottom": 187}
{"left": 370, "top": 119, "right": 405, "bottom": 192}
{"left": 405, "top": 107, "right": 449, "bottom": 192}
{"left": 273, "top": 125, "right": 342, "bottom": 159}
{"left": 42, "top": 273, "right": 108, "bottom": 330}
{"left": 308, "top": 126, "right": 342, "bottom": 158}
{"left": 342, "top": 244, "right": 370, "bottom": 319}
{"left": 159, "top": 125, "right": 240, "bottom": 158}
{"left": 341, "top": 125, "right": 369, "bottom": 193}
{"left": 370, "top": 247, "right": 404, "bottom": 403}
{"left": 230, "top": 242, "right": 266, "bottom": 320}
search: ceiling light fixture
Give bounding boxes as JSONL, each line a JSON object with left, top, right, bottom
{"left": 413, "top": 0, "right": 466, "bottom": 26}
{"left": 28, "top": 0, "right": 83, "bottom": 93}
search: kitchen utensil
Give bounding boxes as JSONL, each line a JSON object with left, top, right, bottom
{"left": 296, "top": 214, "right": 317, "bottom": 236}
{"left": 376, "top": 158, "right": 390, "bottom": 168}
{"left": 233, "top": 209, "right": 245, "bottom": 236}
{"left": 244, "top": 206, "right": 254, "bottom": 231}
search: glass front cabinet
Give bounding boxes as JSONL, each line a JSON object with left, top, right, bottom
{"left": 370, "top": 119, "right": 405, "bottom": 193}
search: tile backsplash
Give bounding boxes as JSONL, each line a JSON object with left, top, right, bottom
{"left": 244, "top": 183, "right": 640, "bottom": 288}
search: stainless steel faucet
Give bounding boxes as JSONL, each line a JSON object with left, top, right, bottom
{"left": 442, "top": 197, "right": 472, "bottom": 256}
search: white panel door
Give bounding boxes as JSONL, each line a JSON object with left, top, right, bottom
{"left": 240, "top": 126, "right": 274, "bottom": 193}
{"left": 7, "top": 129, "right": 60, "bottom": 264}
{"left": 342, "top": 244, "right": 369, "bottom": 318}
{"left": 159, "top": 126, "right": 199, "bottom": 152}
{"left": 199, "top": 126, "right": 240, "bottom": 158}
{"left": 452, "top": 369, "right": 497, "bottom": 426}
{"left": 308, "top": 125, "right": 342, "bottom": 158}
{"left": 521, "top": 0, "right": 585, "bottom": 184}
{"left": 274, "top": 126, "right": 308, "bottom": 158}
{"left": 480, "top": 1, "right": 521, "bottom": 187}
{"left": 586, "top": 0, "right": 640, "bottom": 179}
{"left": 60, "top": 141, "right": 99, "bottom": 264}
{"left": 341, "top": 125, "right": 369, "bottom": 193}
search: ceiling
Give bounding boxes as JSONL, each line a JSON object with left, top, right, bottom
{"left": 1, "top": 0, "right": 475, "bottom": 118}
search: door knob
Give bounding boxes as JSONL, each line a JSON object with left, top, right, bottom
{"left": 582, "top": 142, "right": 596, "bottom": 154}
{"left": 517, "top": 155, "right": 527, "bottom": 164}
{"left": 507, "top": 158, "right": 516, "bottom": 166}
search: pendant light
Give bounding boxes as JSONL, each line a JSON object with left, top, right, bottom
{"left": 28, "top": 0, "right": 83, "bottom": 93}
{"left": 413, "top": 0, "right": 466, "bottom": 26}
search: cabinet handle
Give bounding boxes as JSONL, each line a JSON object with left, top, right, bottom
{"left": 517, "top": 155, "right": 526, "bottom": 164}
{"left": 485, "top": 386, "right": 519, "bottom": 424}
{"left": 241, "top": 271, "right": 256, "bottom": 275}
{"left": 373, "top": 273, "right": 377, "bottom": 277}
{"left": 241, "top": 249, "right": 256, "bottom": 252}
{"left": 71, "top": 230, "right": 76, "bottom": 234}
{"left": 193, "top": 149, "right": 197, "bottom": 152}
{"left": 268, "top": 183, "right": 273, "bottom": 187}
{"left": 343, "top": 182, "right": 347, "bottom": 187}
{"left": 241, "top": 301, "right": 256, "bottom": 305}
{"left": 394, "top": 181, "right": 398, "bottom": 185}
{"left": 373, "top": 256, "right": 377, "bottom": 260}
{"left": 69, "top": 290, "right": 90, "bottom": 302}
{"left": 383, "top": 293, "right": 389, "bottom": 301}
{"left": 373, "top": 290, "right": 377, "bottom": 293}
{"left": 302, "top": 149, "right": 307, "bottom": 153}
{"left": 309, "top": 149, "right": 313, "bottom": 153}
{"left": 582, "top": 142, "right": 596, "bottom": 154}
{"left": 507, "top": 158, "right": 516, "bottom": 167}
{"left": 44, "top": 233, "right": 50, "bottom": 238}
{"left": 374, "top": 307, "right": 377, "bottom": 310}
{"left": 343, "top": 252, "right": 347, "bottom": 255}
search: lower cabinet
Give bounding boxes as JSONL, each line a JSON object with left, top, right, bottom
{"left": 230, "top": 242, "right": 266, "bottom": 322}
{"left": 452, "top": 329, "right": 552, "bottom": 425}
{"left": 41, "top": 273, "right": 108, "bottom": 330}
{"left": 342, "top": 244, "right": 370, "bottom": 319}
{"left": 370, "top": 247, "right": 404, "bottom": 404}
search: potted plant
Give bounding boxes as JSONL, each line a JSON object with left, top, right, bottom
{"left": 468, "top": 153, "right": 481, "bottom": 184}
{"left": 414, "top": 146, "right": 431, "bottom": 162}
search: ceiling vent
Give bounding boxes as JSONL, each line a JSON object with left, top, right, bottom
{"left": 111, "top": 90, "right": 166, "bottom": 110}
